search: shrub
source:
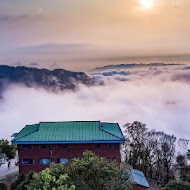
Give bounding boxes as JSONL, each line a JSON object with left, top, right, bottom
{"left": 10, "top": 174, "right": 26, "bottom": 190}
{"left": 27, "top": 168, "right": 75, "bottom": 190}
{"left": 163, "top": 180, "right": 190, "bottom": 190}
{"left": 16, "top": 171, "right": 34, "bottom": 190}
{"left": 67, "top": 151, "right": 132, "bottom": 190}
{"left": 11, "top": 151, "right": 132, "bottom": 190}
{"left": 0, "top": 181, "right": 7, "bottom": 190}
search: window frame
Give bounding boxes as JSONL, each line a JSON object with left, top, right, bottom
{"left": 94, "top": 144, "right": 102, "bottom": 149}
{"left": 109, "top": 143, "right": 116, "bottom": 149}
{"left": 39, "top": 158, "right": 52, "bottom": 165}
{"left": 57, "top": 144, "right": 70, "bottom": 149}
{"left": 57, "top": 158, "right": 69, "bottom": 164}
{"left": 21, "top": 144, "right": 33, "bottom": 150}
{"left": 39, "top": 144, "right": 51, "bottom": 149}
{"left": 22, "top": 158, "right": 34, "bottom": 165}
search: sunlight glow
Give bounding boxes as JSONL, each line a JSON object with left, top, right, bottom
{"left": 140, "top": 0, "right": 153, "bottom": 9}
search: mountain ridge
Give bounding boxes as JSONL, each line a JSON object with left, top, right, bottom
{"left": 0, "top": 65, "right": 92, "bottom": 97}
{"left": 92, "top": 63, "right": 182, "bottom": 71}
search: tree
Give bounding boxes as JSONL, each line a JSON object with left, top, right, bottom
{"left": 178, "top": 139, "right": 190, "bottom": 153}
{"left": 179, "top": 165, "right": 190, "bottom": 183}
{"left": 122, "top": 121, "right": 148, "bottom": 171}
{"left": 67, "top": 151, "right": 132, "bottom": 190}
{"left": 0, "top": 139, "right": 16, "bottom": 162}
{"left": 11, "top": 171, "right": 34, "bottom": 190}
{"left": 177, "top": 139, "right": 190, "bottom": 183}
{"left": 17, "top": 151, "right": 131, "bottom": 190}
{"left": 27, "top": 168, "right": 75, "bottom": 190}
{"left": 176, "top": 155, "right": 186, "bottom": 167}
{"left": 122, "top": 121, "right": 177, "bottom": 184}
{"left": 160, "top": 133, "right": 176, "bottom": 183}
{"left": 0, "top": 182, "right": 7, "bottom": 190}
{"left": 146, "top": 131, "right": 163, "bottom": 180}
{"left": 163, "top": 181, "right": 190, "bottom": 190}
{"left": 11, "top": 174, "right": 26, "bottom": 190}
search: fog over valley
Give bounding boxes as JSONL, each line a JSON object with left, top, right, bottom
{"left": 0, "top": 64, "right": 189, "bottom": 140}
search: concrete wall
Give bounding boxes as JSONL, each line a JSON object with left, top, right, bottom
{"left": 17, "top": 143, "right": 121, "bottom": 174}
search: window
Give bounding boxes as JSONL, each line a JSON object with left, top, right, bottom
{"left": 109, "top": 144, "right": 115, "bottom": 149}
{"left": 22, "top": 159, "right": 34, "bottom": 165}
{"left": 39, "top": 144, "right": 51, "bottom": 149}
{"left": 21, "top": 145, "right": 32, "bottom": 150}
{"left": 94, "top": 144, "right": 102, "bottom": 149}
{"left": 58, "top": 144, "right": 69, "bottom": 149}
{"left": 39, "top": 158, "right": 52, "bottom": 165}
{"left": 57, "top": 158, "right": 69, "bottom": 164}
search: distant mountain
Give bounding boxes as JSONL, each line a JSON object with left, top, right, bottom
{"left": 0, "top": 65, "right": 92, "bottom": 97}
{"left": 92, "top": 63, "right": 182, "bottom": 71}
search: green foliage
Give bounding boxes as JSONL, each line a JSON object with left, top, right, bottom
{"left": 0, "top": 139, "right": 16, "bottom": 160}
{"left": 178, "top": 165, "right": 190, "bottom": 183}
{"left": 13, "top": 151, "right": 131, "bottom": 190}
{"left": 0, "top": 181, "right": 7, "bottom": 190}
{"left": 67, "top": 151, "right": 132, "bottom": 190}
{"left": 48, "top": 162, "right": 67, "bottom": 179}
{"left": 163, "top": 180, "right": 190, "bottom": 190}
{"left": 27, "top": 168, "right": 75, "bottom": 190}
{"left": 15, "top": 171, "right": 35, "bottom": 190}
{"left": 11, "top": 174, "right": 26, "bottom": 190}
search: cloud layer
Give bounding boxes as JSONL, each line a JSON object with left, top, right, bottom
{"left": 0, "top": 65, "right": 190, "bottom": 141}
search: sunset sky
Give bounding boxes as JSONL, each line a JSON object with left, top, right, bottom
{"left": 0, "top": 0, "right": 190, "bottom": 70}
{"left": 1, "top": 0, "right": 190, "bottom": 141}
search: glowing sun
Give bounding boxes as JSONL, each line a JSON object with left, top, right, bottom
{"left": 140, "top": 0, "right": 153, "bottom": 9}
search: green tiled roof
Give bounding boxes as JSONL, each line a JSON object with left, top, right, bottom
{"left": 13, "top": 124, "right": 39, "bottom": 141}
{"left": 11, "top": 133, "right": 18, "bottom": 137}
{"left": 12, "top": 121, "right": 125, "bottom": 144}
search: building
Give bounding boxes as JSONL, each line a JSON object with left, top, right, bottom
{"left": 12, "top": 121, "right": 125, "bottom": 174}
{"left": 128, "top": 169, "right": 150, "bottom": 190}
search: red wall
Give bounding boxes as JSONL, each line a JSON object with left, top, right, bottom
{"left": 133, "top": 184, "right": 148, "bottom": 190}
{"left": 18, "top": 143, "right": 121, "bottom": 174}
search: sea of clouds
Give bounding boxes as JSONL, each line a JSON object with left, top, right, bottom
{"left": 0, "top": 64, "right": 190, "bottom": 140}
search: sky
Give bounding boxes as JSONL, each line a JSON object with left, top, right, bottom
{"left": 0, "top": 0, "right": 190, "bottom": 144}
{"left": 0, "top": 0, "right": 190, "bottom": 71}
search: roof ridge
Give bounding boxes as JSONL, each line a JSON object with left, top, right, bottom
{"left": 39, "top": 121, "right": 100, "bottom": 123}
{"left": 116, "top": 123, "right": 125, "bottom": 140}
{"left": 99, "top": 123, "right": 124, "bottom": 141}
{"left": 101, "top": 122, "right": 118, "bottom": 124}
{"left": 12, "top": 124, "right": 39, "bottom": 142}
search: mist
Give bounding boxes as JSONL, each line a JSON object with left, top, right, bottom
{"left": 0, "top": 65, "right": 190, "bottom": 140}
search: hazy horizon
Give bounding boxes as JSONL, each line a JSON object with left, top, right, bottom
{"left": 1, "top": 0, "right": 190, "bottom": 71}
